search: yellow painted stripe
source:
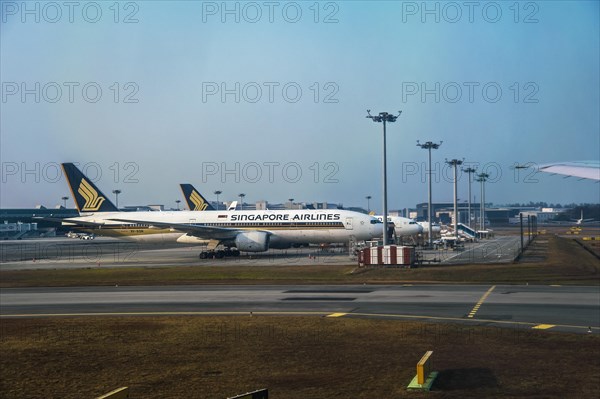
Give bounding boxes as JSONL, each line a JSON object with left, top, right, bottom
{"left": 550, "top": 285, "right": 562, "bottom": 287}
{"left": 326, "top": 313, "right": 347, "bottom": 318}
{"left": 467, "top": 285, "right": 496, "bottom": 318}
{"left": 532, "top": 324, "right": 555, "bottom": 330}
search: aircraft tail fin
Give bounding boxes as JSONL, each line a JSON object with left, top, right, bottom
{"left": 180, "top": 184, "right": 215, "bottom": 211}
{"left": 228, "top": 201, "right": 238, "bottom": 211}
{"left": 61, "top": 163, "right": 119, "bottom": 213}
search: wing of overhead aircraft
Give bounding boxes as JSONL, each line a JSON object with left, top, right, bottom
{"left": 538, "top": 161, "right": 600, "bottom": 181}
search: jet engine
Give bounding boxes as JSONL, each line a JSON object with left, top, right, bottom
{"left": 234, "top": 231, "right": 270, "bottom": 252}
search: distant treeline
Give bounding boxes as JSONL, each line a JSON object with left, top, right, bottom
{"left": 501, "top": 202, "right": 597, "bottom": 209}
{"left": 498, "top": 203, "right": 599, "bottom": 221}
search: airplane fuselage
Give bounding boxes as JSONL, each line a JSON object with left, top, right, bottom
{"left": 375, "top": 215, "right": 423, "bottom": 237}
{"left": 66, "top": 209, "right": 383, "bottom": 248}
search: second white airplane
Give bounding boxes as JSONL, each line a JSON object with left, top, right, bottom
{"left": 375, "top": 215, "right": 423, "bottom": 238}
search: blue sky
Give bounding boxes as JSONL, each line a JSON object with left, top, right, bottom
{"left": 1, "top": 1, "right": 599, "bottom": 211}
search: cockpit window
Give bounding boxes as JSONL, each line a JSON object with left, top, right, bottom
{"left": 370, "top": 219, "right": 382, "bottom": 224}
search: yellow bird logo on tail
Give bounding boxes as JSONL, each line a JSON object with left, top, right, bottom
{"left": 78, "top": 179, "right": 106, "bottom": 211}
{"left": 190, "top": 190, "right": 209, "bottom": 211}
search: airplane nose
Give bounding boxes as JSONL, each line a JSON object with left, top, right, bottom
{"left": 371, "top": 223, "right": 384, "bottom": 238}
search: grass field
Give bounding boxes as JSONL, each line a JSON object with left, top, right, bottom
{"left": 1, "top": 235, "right": 598, "bottom": 287}
{"left": 1, "top": 316, "right": 599, "bottom": 399}
{"left": 1, "top": 234, "right": 599, "bottom": 398}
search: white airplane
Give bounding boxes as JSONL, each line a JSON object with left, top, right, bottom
{"left": 416, "top": 221, "right": 442, "bottom": 236}
{"left": 572, "top": 210, "right": 595, "bottom": 225}
{"left": 60, "top": 163, "right": 383, "bottom": 258}
{"left": 374, "top": 215, "right": 423, "bottom": 238}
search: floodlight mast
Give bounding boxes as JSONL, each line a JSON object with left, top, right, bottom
{"left": 214, "top": 190, "right": 222, "bottom": 211}
{"left": 462, "top": 166, "right": 477, "bottom": 228}
{"left": 475, "top": 173, "right": 489, "bottom": 231}
{"left": 366, "top": 110, "right": 401, "bottom": 246}
{"left": 112, "top": 190, "right": 122, "bottom": 209}
{"left": 446, "top": 159, "right": 464, "bottom": 240}
{"left": 417, "top": 140, "right": 442, "bottom": 248}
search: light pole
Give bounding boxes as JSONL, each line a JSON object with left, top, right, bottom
{"left": 61, "top": 196, "right": 69, "bottom": 208}
{"left": 462, "top": 166, "right": 477, "bottom": 228}
{"left": 112, "top": 190, "right": 121, "bottom": 209}
{"left": 366, "top": 110, "right": 401, "bottom": 246}
{"left": 446, "top": 159, "right": 463, "bottom": 240}
{"left": 475, "top": 173, "right": 489, "bottom": 231}
{"left": 238, "top": 193, "right": 245, "bottom": 210}
{"left": 417, "top": 140, "right": 442, "bottom": 247}
{"left": 366, "top": 195, "right": 372, "bottom": 213}
{"left": 175, "top": 199, "right": 181, "bottom": 210}
{"left": 214, "top": 190, "right": 222, "bottom": 211}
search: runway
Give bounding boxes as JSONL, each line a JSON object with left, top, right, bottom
{"left": 2, "top": 284, "right": 598, "bottom": 334}
{"left": 0, "top": 237, "right": 353, "bottom": 270}
{"left": 1, "top": 235, "right": 525, "bottom": 270}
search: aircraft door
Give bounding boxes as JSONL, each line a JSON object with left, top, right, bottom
{"left": 345, "top": 217, "right": 354, "bottom": 230}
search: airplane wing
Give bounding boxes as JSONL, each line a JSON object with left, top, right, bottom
{"left": 109, "top": 218, "right": 250, "bottom": 240}
{"left": 34, "top": 216, "right": 107, "bottom": 227}
{"left": 538, "top": 161, "right": 600, "bottom": 181}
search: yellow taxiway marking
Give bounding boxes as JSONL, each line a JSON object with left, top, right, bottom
{"left": 467, "top": 285, "right": 496, "bottom": 318}
{"left": 327, "top": 313, "right": 347, "bottom": 318}
{"left": 532, "top": 324, "right": 556, "bottom": 330}
{"left": 550, "top": 285, "right": 562, "bottom": 287}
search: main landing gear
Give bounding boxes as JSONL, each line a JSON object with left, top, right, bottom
{"left": 199, "top": 248, "right": 241, "bottom": 259}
